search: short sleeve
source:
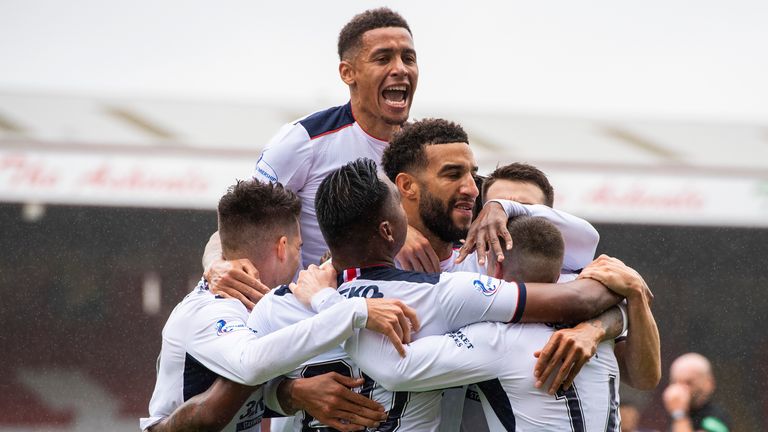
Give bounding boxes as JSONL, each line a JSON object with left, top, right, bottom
{"left": 253, "top": 123, "right": 313, "bottom": 192}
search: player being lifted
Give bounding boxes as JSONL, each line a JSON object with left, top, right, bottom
{"left": 202, "top": 8, "right": 436, "bottom": 312}
{"left": 141, "top": 180, "right": 419, "bottom": 432}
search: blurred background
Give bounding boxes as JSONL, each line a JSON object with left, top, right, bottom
{"left": 1, "top": 1, "right": 767, "bottom": 431}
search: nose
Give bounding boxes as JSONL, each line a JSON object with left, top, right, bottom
{"left": 461, "top": 173, "right": 480, "bottom": 199}
{"left": 390, "top": 56, "right": 408, "bottom": 77}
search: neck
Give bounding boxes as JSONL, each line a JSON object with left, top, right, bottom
{"left": 350, "top": 97, "right": 399, "bottom": 142}
{"left": 408, "top": 222, "right": 453, "bottom": 261}
{"left": 331, "top": 251, "right": 397, "bottom": 273}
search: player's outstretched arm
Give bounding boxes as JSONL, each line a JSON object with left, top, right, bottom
{"left": 188, "top": 293, "right": 370, "bottom": 387}
{"left": 533, "top": 305, "right": 626, "bottom": 395}
{"left": 148, "top": 377, "right": 256, "bottom": 432}
{"left": 203, "top": 230, "right": 270, "bottom": 310}
{"left": 345, "top": 324, "right": 505, "bottom": 393}
{"left": 456, "top": 199, "right": 599, "bottom": 272}
{"left": 581, "top": 255, "right": 661, "bottom": 390}
{"left": 521, "top": 277, "right": 622, "bottom": 324}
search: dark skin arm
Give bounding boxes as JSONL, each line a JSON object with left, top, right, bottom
{"left": 533, "top": 305, "right": 625, "bottom": 395}
{"left": 581, "top": 255, "right": 661, "bottom": 390}
{"left": 149, "top": 377, "right": 257, "bottom": 432}
{"left": 520, "top": 278, "right": 622, "bottom": 324}
{"left": 275, "top": 374, "right": 386, "bottom": 431}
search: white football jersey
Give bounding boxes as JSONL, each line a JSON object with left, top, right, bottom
{"left": 249, "top": 267, "right": 525, "bottom": 432}
{"left": 253, "top": 102, "right": 388, "bottom": 268}
{"left": 347, "top": 321, "right": 620, "bottom": 432}
{"left": 140, "top": 279, "right": 369, "bottom": 432}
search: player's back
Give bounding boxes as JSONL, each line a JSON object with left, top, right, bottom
{"left": 141, "top": 279, "right": 264, "bottom": 432}
{"left": 249, "top": 284, "right": 443, "bottom": 432}
{"left": 462, "top": 322, "right": 620, "bottom": 431}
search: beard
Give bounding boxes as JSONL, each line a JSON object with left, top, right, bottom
{"left": 419, "top": 189, "right": 469, "bottom": 243}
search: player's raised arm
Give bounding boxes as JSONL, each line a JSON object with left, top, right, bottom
{"left": 581, "top": 255, "right": 661, "bottom": 390}
{"left": 457, "top": 199, "right": 599, "bottom": 272}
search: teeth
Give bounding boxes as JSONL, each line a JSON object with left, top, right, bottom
{"left": 386, "top": 85, "right": 407, "bottom": 91}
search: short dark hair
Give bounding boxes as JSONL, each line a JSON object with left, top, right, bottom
{"left": 315, "top": 158, "right": 390, "bottom": 250}
{"left": 382, "top": 118, "right": 469, "bottom": 182}
{"left": 338, "top": 8, "right": 411, "bottom": 60}
{"left": 502, "top": 216, "right": 564, "bottom": 283}
{"left": 483, "top": 163, "right": 555, "bottom": 207}
{"left": 217, "top": 180, "right": 301, "bottom": 255}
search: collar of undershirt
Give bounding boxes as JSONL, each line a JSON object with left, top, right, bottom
{"left": 337, "top": 265, "right": 393, "bottom": 285}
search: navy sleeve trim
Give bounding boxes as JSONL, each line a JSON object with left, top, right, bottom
{"left": 510, "top": 281, "right": 527, "bottom": 323}
{"left": 298, "top": 102, "right": 355, "bottom": 140}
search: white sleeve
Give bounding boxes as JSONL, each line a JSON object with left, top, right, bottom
{"left": 345, "top": 323, "right": 506, "bottom": 392}
{"left": 489, "top": 199, "right": 599, "bottom": 272}
{"left": 310, "top": 287, "right": 346, "bottom": 312}
{"left": 262, "top": 377, "right": 289, "bottom": 416}
{"left": 435, "top": 272, "right": 526, "bottom": 329}
{"left": 253, "top": 123, "right": 313, "bottom": 191}
{"left": 187, "top": 298, "right": 368, "bottom": 386}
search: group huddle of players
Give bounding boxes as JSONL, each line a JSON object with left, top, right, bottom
{"left": 140, "top": 8, "right": 661, "bottom": 432}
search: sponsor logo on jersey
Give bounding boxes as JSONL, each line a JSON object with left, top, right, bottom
{"left": 447, "top": 330, "right": 475, "bottom": 349}
{"left": 254, "top": 154, "right": 278, "bottom": 183}
{"left": 338, "top": 284, "right": 385, "bottom": 299}
{"left": 473, "top": 276, "right": 499, "bottom": 296}
{"left": 215, "top": 319, "right": 248, "bottom": 336}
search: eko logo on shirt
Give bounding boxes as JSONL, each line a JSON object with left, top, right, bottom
{"left": 338, "top": 285, "right": 385, "bottom": 299}
{"left": 215, "top": 319, "right": 248, "bottom": 336}
{"left": 473, "top": 276, "right": 500, "bottom": 297}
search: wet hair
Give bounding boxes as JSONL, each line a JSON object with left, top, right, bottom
{"left": 217, "top": 180, "right": 301, "bottom": 255}
{"left": 502, "top": 216, "right": 564, "bottom": 283}
{"left": 338, "top": 8, "right": 411, "bottom": 60}
{"left": 315, "top": 158, "right": 390, "bottom": 250}
{"left": 483, "top": 162, "right": 555, "bottom": 207}
{"left": 382, "top": 118, "right": 469, "bottom": 183}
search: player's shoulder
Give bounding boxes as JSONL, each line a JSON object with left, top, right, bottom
{"left": 166, "top": 279, "right": 250, "bottom": 333}
{"left": 250, "top": 285, "right": 315, "bottom": 329}
{"left": 296, "top": 102, "right": 355, "bottom": 140}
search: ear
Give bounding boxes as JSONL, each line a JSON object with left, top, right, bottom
{"left": 395, "top": 172, "right": 418, "bottom": 200}
{"left": 339, "top": 60, "right": 355, "bottom": 86}
{"left": 276, "top": 236, "right": 288, "bottom": 262}
{"left": 379, "top": 221, "right": 395, "bottom": 243}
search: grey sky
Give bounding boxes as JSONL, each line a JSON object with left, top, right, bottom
{"left": 1, "top": 0, "right": 766, "bottom": 122}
